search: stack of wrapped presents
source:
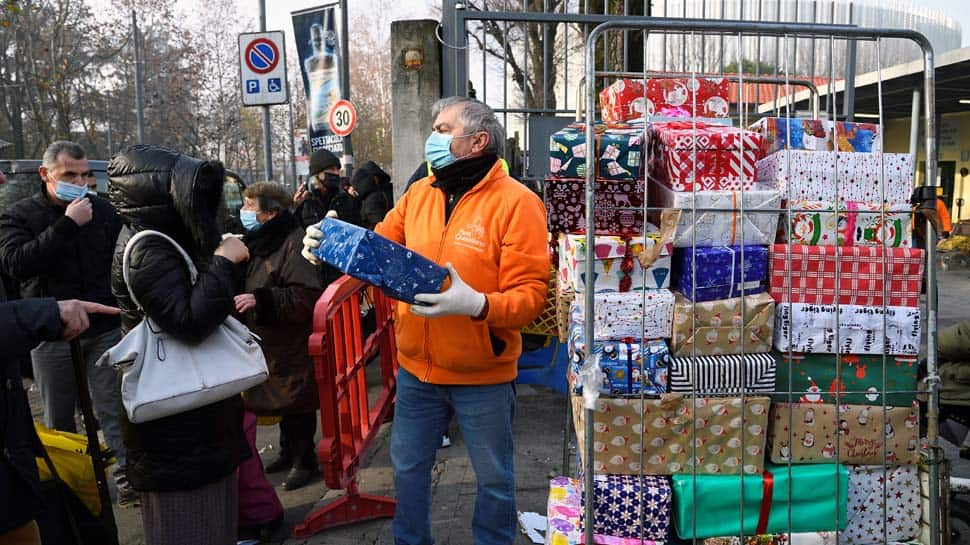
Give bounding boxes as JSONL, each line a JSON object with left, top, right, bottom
{"left": 542, "top": 78, "right": 926, "bottom": 545}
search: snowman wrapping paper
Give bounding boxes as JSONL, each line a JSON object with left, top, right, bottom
{"left": 671, "top": 292, "right": 775, "bottom": 356}
{"left": 599, "top": 77, "right": 732, "bottom": 122}
{"left": 784, "top": 200, "right": 912, "bottom": 248}
{"left": 767, "top": 402, "right": 919, "bottom": 465}
{"left": 571, "top": 394, "right": 770, "bottom": 476}
{"left": 771, "top": 351, "right": 919, "bottom": 407}
{"left": 566, "top": 324, "right": 670, "bottom": 396}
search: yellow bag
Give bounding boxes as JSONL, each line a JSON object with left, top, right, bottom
{"left": 34, "top": 422, "right": 115, "bottom": 516}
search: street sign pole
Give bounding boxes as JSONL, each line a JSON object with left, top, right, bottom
{"left": 132, "top": 9, "right": 145, "bottom": 144}
{"left": 259, "top": 0, "right": 273, "bottom": 182}
{"left": 339, "top": 0, "right": 353, "bottom": 178}
{"left": 287, "top": 79, "right": 297, "bottom": 189}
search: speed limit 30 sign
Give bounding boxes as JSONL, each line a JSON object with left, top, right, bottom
{"left": 328, "top": 99, "right": 357, "bottom": 137}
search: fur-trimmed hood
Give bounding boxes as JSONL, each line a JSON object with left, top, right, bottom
{"left": 107, "top": 145, "right": 225, "bottom": 258}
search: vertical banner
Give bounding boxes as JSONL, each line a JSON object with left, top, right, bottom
{"left": 292, "top": 4, "right": 344, "bottom": 155}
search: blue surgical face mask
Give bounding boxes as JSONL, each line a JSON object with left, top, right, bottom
{"left": 240, "top": 209, "right": 262, "bottom": 232}
{"left": 54, "top": 181, "right": 88, "bottom": 202}
{"left": 424, "top": 131, "right": 478, "bottom": 170}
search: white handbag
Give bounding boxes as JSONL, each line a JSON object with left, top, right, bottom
{"left": 98, "top": 229, "right": 268, "bottom": 423}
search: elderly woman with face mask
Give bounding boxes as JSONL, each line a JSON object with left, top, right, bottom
{"left": 235, "top": 182, "right": 325, "bottom": 491}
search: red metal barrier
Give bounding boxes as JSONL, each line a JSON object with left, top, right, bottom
{"left": 293, "top": 276, "right": 398, "bottom": 537}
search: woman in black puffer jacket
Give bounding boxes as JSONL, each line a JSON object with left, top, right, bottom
{"left": 349, "top": 160, "right": 393, "bottom": 230}
{"left": 106, "top": 145, "right": 251, "bottom": 545}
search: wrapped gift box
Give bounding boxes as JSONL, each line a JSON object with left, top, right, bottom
{"left": 599, "top": 77, "right": 732, "bottom": 122}
{"left": 705, "top": 535, "right": 922, "bottom": 545}
{"left": 785, "top": 200, "right": 912, "bottom": 248}
{"left": 572, "top": 394, "right": 770, "bottom": 475}
{"left": 672, "top": 463, "right": 849, "bottom": 539}
{"left": 567, "top": 326, "right": 670, "bottom": 396}
{"left": 772, "top": 351, "right": 919, "bottom": 407}
{"left": 768, "top": 244, "right": 925, "bottom": 307}
{"left": 651, "top": 122, "right": 765, "bottom": 192}
{"left": 756, "top": 150, "right": 913, "bottom": 203}
{"left": 774, "top": 302, "right": 921, "bottom": 356}
{"left": 674, "top": 245, "right": 769, "bottom": 302}
{"left": 311, "top": 218, "right": 447, "bottom": 304}
{"left": 545, "top": 178, "right": 644, "bottom": 241}
{"left": 549, "top": 124, "right": 645, "bottom": 180}
{"left": 750, "top": 117, "right": 881, "bottom": 155}
{"left": 671, "top": 292, "right": 775, "bottom": 356}
{"left": 768, "top": 402, "right": 920, "bottom": 465}
{"left": 545, "top": 476, "right": 661, "bottom": 545}
{"left": 649, "top": 181, "right": 782, "bottom": 248}
{"left": 669, "top": 352, "right": 776, "bottom": 395}
{"left": 569, "top": 290, "right": 674, "bottom": 341}
{"left": 559, "top": 230, "right": 672, "bottom": 293}
{"left": 581, "top": 474, "right": 672, "bottom": 540}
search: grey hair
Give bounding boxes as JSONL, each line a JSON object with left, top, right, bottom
{"left": 432, "top": 97, "right": 505, "bottom": 154}
{"left": 42, "top": 141, "right": 86, "bottom": 169}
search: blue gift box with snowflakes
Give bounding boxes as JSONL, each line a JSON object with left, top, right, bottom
{"left": 580, "top": 473, "right": 672, "bottom": 540}
{"left": 567, "top": 324, "right": 670, "bottom": 396}
{"left": 673, "top": 245, "right": 769, "bottom": 302}
{"left": 310, "top": 218, "right": 448, "bottom": 304}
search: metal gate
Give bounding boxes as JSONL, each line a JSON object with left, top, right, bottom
{"left": 442, "top": 3, "right": 945, "bottom": 545}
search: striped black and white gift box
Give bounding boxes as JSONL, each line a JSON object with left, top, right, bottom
{"left": 670, "top": 353, "right": 776, "bottom": 395}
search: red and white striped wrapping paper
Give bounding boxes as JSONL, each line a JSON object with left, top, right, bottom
{"left": 651, "top": 123, "right": 765, "bottom": 192}
{"left": 768, "top": 244, "right": 925, "bottom": 307}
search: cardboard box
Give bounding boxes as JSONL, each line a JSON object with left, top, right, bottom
{"left": 673, "top": 245, "right": 770, "bottom": 302}
{"left": 771, "top": 351, "right": 919, "bottom": 407}
{"left": 671, "top": 292, "right": 775, "bottom": 356}
{"left": 572, "top": 394, "right": 771, "bottom": 476}
{"left": 768, "top": 244, "right": 925, "bottom": 308}
{"left": 649, "top": 181, "right": 782, "bottom": 248}
{"left": 767, "top": 402, "right": 920, "bottom": 465}
{"left": 773, "top": 302, "right": 921, "bottom": 356}
{"left": 569, "top": 290, "right": 675, "bottom": 341}
{"left": 567, "top": 326, "right": 670, "bottom": 396}
{"left": 669, "top": 352, "right": 777, "bottom": 395}
{"left": 582, "top": 474, "right": 672, "bottom": 540}
{"left": 756, "top": 150, "right": 913, "bottom": 203}
{"left": 749, "top": 117, "right": 881, "bottom": 155}
{"left": 599, "top": 77, "right": 732, "bottom": 122}
{"left": 545, "top": 476, "right": 661, "bottom": 545}
{"left": 672, "top": 463, "right": 849, "bottom": 539}
{"left": 559, "top": 230, "right": 673, "bottom": 293}
{"left": 311, "top": 218, "right": 447, "bottom": 304}
{"left": 785, "top": 200, "right": 913, "bottom": 248}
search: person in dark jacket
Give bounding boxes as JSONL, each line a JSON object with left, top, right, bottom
{"left": 107, "top": 145, "right": 251, "bottom": 545}
{"left": 293, "top": 148, "right": 344, "bottom": 228}
{"left": 235, "top": 182, "right": 324, "bottom": 491}
{"left": 349, "top": 161, "right": 393, "bottom": 230}
{"left": 0, "top": 297, "right": 120, "bottom": 544}
{"left": 0, "top": 140, "right": 134, "bottom": 505}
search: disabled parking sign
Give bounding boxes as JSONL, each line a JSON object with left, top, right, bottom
{"left": 239, "top": 31, "right": 289, "bottom": 106}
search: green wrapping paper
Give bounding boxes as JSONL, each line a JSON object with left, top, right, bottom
{"left": 771, "top": 351, "right": 919, "bottom": 406}
{"left": 672, "top": 463, "right": 848, "bottom": 539}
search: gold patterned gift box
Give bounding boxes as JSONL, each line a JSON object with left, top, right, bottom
{"left": 572, "top": 393, "right": 770, "bottom": 476}
{"left": 767, "top": 402, "right": 920, "bottom": 465}
{"left": 671, "top": 292, "right": 775, "bottom": 357}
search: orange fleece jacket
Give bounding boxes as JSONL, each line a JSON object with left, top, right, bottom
{"left": 375, "top": 159, "right": 549, "bottom": 385}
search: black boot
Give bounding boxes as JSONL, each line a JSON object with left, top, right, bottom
{"left": 264, "top": 454, "right": 292, "bottom": 474}
{"left": 282, "top": 464, "right": 319, "bottom": 491}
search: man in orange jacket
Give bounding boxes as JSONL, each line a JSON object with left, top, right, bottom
{"left": 302, "top": 96, "right": 549, "bottom": 545}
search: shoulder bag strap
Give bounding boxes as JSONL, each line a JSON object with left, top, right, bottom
{"left": 121, "top": 230, "right": 199, "bottom": 311}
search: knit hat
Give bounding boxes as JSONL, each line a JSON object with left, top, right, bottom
{"left": 308, "top": 149, "right": 341, "bottom": 176}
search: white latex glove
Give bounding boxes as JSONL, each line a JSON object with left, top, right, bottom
{"left": 325, "top": 209, "right": 339, "bottom": 219}
{"left": 411, "top": 263, "right": 486, "bottom": 319}
{"left": 301, "top": 224, "right": 324, "bottom": 265}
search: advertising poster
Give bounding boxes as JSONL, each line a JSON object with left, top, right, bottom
{"left": 292, "top": 4, "right": 344, "bottom": 155}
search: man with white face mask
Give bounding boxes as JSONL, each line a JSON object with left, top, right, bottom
{"left": 302, "top": 97, "right": 549, "bottom": 545}
{"left": 0, "top": 141, "right": 135, "bottom": 506}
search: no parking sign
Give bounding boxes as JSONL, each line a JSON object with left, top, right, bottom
{"left": 238, "top": 31, "right": 289, "bottom": 106}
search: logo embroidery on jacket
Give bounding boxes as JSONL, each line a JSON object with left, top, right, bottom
{"left": 454, "top": 218, "right": 487, "bottom": 252}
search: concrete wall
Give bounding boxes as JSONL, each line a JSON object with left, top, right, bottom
{"left": 885, "top": 111, "right": 970, "bottom": 222}
{"left": 390, "top": 19, "right": 440, "bottom": 203}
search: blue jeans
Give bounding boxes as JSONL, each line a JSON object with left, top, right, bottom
{"left": 391, "top": 368, "right": 516, "bottom": 545}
